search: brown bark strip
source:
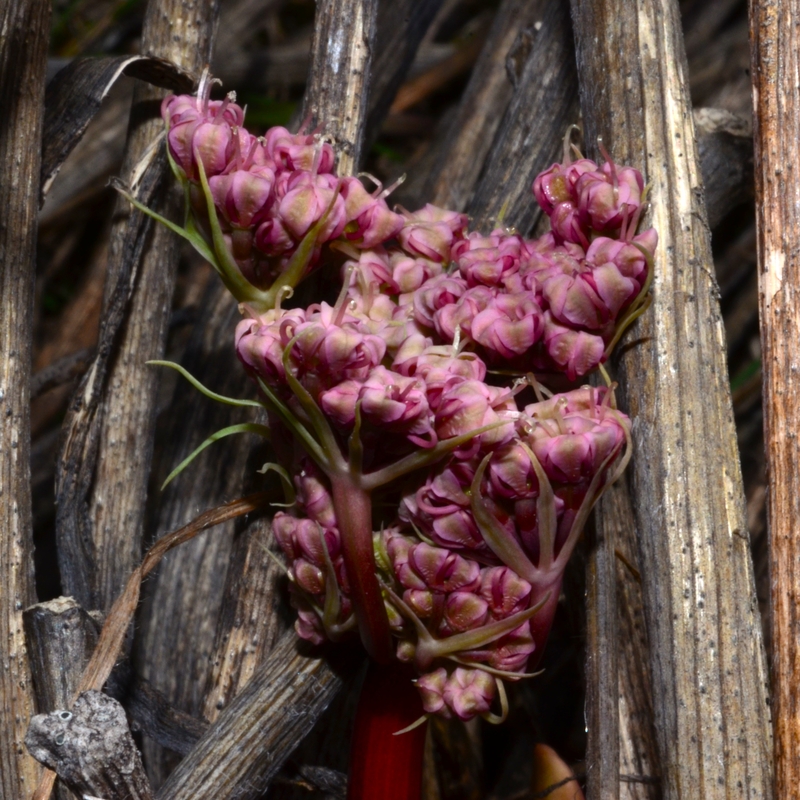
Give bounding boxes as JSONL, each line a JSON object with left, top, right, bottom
{"left": 54, "top": 132, "right": 167, "bottom": 609}
{"left": 127, "top": 678, "right": 209, "bottom": 757}
{"left": 156, "top": 632, "right": 359, "bottom": 800}
{"left": 570, "top": 0, "right": 773, "bottom": 797}
{"left": 388, "top": 34, "right": 486, "bottom": 116}
{"left": 423, "top": 0, "right": 550, "bottom": 212}
{"left": 467, "top": 0, "right": 578, "bottom": 235}
{"left": 0, "top": 0, "right": 51, "bottom": 795}
{"left": 301, "top": 0, "right": 379, "bottom": 176}
{"left": 200, "top": 521, "right": 282, "bottom": 722}
{"left": 750, "top": 0, "right": 800, "bottom": 795}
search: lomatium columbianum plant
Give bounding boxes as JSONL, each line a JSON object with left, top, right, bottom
{"left": 123, "top": 73, "right": 655, "bottom": 727}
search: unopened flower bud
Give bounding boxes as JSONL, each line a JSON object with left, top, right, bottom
{"left": 398, "top": 204, "right": 468, "bottom": 262}
{"left": 540, "top": 312, "right": 606, "bottom": 380}
{"left": 442, "top": 668, "right": 496, "bottom": 720}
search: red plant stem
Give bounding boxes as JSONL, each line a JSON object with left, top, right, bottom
{"left": 347, "top": 662, "right": 427, "bottom": 800}
{"left": 331, "top": 475, "right": 394, "bottom": 664}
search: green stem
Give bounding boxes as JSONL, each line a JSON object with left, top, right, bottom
{"left": 330, "top": 475, "right": 393, "bottom": 664}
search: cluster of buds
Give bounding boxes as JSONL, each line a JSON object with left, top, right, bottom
{"left": 265, "top": 379, "right": 629, "bottom": 721}
{"left": 150, "top": 83, "right": 654, "bottom": 725}
{"left": 159, "top": 74, "right": 405, "bottom": 311}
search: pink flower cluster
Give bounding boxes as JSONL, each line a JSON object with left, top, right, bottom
{"left": 159, "top": 87, "right": 651, "bottom": 723}
{"left": 162, "top": 88, "right": 403, "bottom": 292}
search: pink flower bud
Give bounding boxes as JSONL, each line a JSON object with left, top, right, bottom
{"left": 404, "top": 588, "right": 434, "bottom": 618}
{"left": 295, "top": 608, "right": 326, "bottom": 645}
{"left": 398, "top": 204, "right": 468, "bottom": 262}
{"left": 273, "top": 513, "right": 340, "bottom": 567}
{"left": 386, "top": 252, "right": 441, "bottom": 296}
{"left": 541, "top": 312, "right": 606, "bottom": 380}
{"left": 340, "top": 177, "right": 405, "bottom": 249}
{"left": 318, "top": 379, "right": 361, "bottom": 426}
{"left": 479, "top": 567, "right": 532, "bottom": 618}
{"left": 485, "top": 624, "right": 535, "bottom": 673}
{"left": 575, "top": 162, "right": 644, "bottom": 233}
{"left": 487, "top": 440, "right": 540, "bottom": 500}
{"left": 539, "top": 258, "right": 631, "bottom": 332}
{"left": 470, "top": 292, "right": 544, "bottom": 359}
{"left": 272, "top": 512, "right": 301, "bottom": 557}
{"left": 430, "top": 509, "right": 486, "bottom": 551}
{"left": 209, "top": 166, "right": 275, "bottom": 231}
{"left": 397, "top": 640, "right": 417, "bottom": 662}
{"left": 394, "top": 345, "right": 487, "bottom": 411}
{"left": 442, "top": 668, "right": 496, "bottom": 720}
{"left": 358, "top": 367, "right": 435, "bottom": 445}
{"left": 235, "top": 307, "right": 306, "bottom": 387}
{"left": 265, "top": 126, "right": 335, "bottom": 173}
{"left": 291, "top": 304, "right": 387, "bottom": 394}
{"left": 526, "top": 407, "right": 626, "bottom": 484}
{"left": 413, "top": 274, "right": 468, "bottom": 330}
{"left": 434, "top": 380, "right": 516, "bottom": 448}
{"left": 584, "top": 232, "right": 654, "bottom": 288}
{"left": 168, "top": 118, "right": 237, "bottom": 182}
{"left": 532, "top": 163, "right": 571, "bottom": 216}
{"left": 292, "top": 559, "right": 325, "bottom": 595}
{"left": 399, "top": 461, "right": 484, "bottom": 552}
{"left": 320, "top": 366, "right": 436, "bottom": 446}
{"left": 278, "top": 172, "right": 346, "bottom": 242}
{"left": 254, "top": 215, "right": 295, "bottom": 257}
{"left": 393, "top": 541, "right": 481, "bottom": 594}
{"left": 532, "top": 158, "right": 596, "bottom": 215}
{"left": 434, "top": 286, "right": 494, "bottom": 343}
{"left": 295, "top": 463, "right": 337, "bottom": 528}
{"left": 161, "top": 94, "right": 200, "bottom": 128}
{"left": 344, "top": 248, "right": 397, "bottom": 294}
{"left": 416, "top": 668, "right": 449, "bottom": 716}
{"left": 163, "top": 93, "right": 246, "bottom": 183}
{"left": 549, "top": 201, "right": 589, "bottom": 247}
{"left": 453, "top": 230, "right": 523, "bottom": 287}
{"left": 442, "top": 591, "right": 489, "bottom": 633}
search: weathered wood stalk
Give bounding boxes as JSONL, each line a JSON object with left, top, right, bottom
{"left": 0, "top": 0, "right": 51, "bottom": 794}
{"left": 570, "top": 0, "right": 773, "bottom": 796}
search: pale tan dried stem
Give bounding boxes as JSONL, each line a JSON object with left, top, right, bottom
{"left": 570, "top": 0, "right": 773, "bottom": 796}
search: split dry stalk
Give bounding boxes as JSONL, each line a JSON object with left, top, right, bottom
{"left": 301, "top": 0, "right": 379, "bottom": 176}
{"left": 570, "top": 0, "right": 773, "bottom": 796}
